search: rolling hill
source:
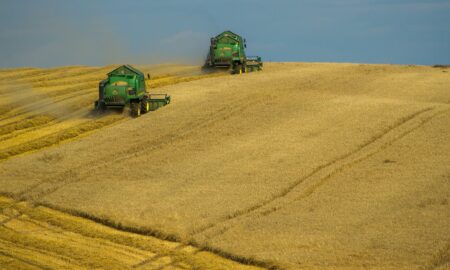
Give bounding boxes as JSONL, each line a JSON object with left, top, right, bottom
{"left": 0, "top": 62, "right": 449, "bottom": 269}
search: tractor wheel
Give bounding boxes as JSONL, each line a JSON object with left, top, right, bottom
{"left": 95, "top": 101, "right": 106, "bottom": 114}
{"left": 229, "top": 65, "right": 234, "bottom": 74}
{"left": 130, "top": 102, "right": 141, "bottom": 118}
{"left": 141, "top": 98, "right": 150, "bottom": 113}
{"left": 233, "top": 64, "right": 242, "bottom": 75}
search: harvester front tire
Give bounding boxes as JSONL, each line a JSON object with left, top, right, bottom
{"left": 141, "top": 99, "right": 150, "bottom": 114}
{"left": 233, "top": 64, "right": 242, "bottom": 75}
{"left": 131, "top": 102, "right": 141, "bottom": 118}
{"left": 95, "top": 101, "right": 106, "bottom": 114}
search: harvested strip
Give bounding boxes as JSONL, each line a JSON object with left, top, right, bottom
{"left": 0, "top": 115, "right": 56, "bottom": 136}
{"left": 0, "top": 196, "right": 265, "bottom": 270}
{"left": 0, "top": 114, "right": 125, "bottom": 161}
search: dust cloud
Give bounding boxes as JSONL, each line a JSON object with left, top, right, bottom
{"left": 1, "top": 81, "right": 70, "bottom": 119}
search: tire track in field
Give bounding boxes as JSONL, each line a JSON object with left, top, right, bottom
{"left": 1, "top": 203, "right": 153, "bottom": 267}
{"left": 132, "top": 244, "right": 187, "bottom": 268}
{"left": 0, "top": 250, "right": 50, "bottom": 270}
{"left": 0, "top": 113, "right": 126, "bottom": 162}
{"left": 0, "top": 213, "right": 22, "bottom": 227}
{"left": 1, "top": 211, "right": 147, "bottom": 268}
{"left": 289, "top": 108, "right": 449, "bottom": 201}
{"left": 16, "top": 218, "right": 152, "bottom": 261}
{"left": 1, "top": 233, "right": 78, "bottom": 267}
{"left": 0, "top": 238, "right": 77, "bottom": 267}
{"left": 17, "top": 93, "right": 269, "bottom": 201}
{"left": 0, "top": 196, "right": 267, "bottom": 270}
{"left": 193, "top": 107, "right": 448, "bottom": 238}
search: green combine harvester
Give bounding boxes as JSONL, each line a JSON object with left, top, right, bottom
{"left": 205, "top": 30, "right": 263, "bottom": 74}
{"left": 95, "top": 65, "right": 170, "bottom": 117}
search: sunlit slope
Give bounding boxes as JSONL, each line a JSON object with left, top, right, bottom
{"left": 0, "top": 196, "right": 263, "bottom": 270}
{"left": 1, "top": 63, "right": 449, "bottom": 269}
{"left": 0, "top": 64, "right": 224, "bottom": 161}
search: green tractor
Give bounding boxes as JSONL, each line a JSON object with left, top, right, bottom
{"left": 95, "top": 65, "right": 171, "bottom": 117}
{"left": 205, "top": 30, "right": 263, "bottom": 74}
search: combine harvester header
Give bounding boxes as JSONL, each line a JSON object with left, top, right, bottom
{"left": 95, "top": 65, "right": 170, "bottom": 117}
{"left": 205, "top": 30, "right": 263, "bottom": 74}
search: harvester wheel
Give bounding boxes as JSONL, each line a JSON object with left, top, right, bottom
{"left": 131, "top": 102, "right": 141, "bottom": 118}
{"left": 233, "top": 64, "right": 242, "bottom": 75}
{"left": 95, "top": 101, "right": 106, "bottom": 114}
{"left": 141, "top": 99, "right": 150, "bottom": 113}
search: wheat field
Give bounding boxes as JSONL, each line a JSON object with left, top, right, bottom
{"left": 0, "top": 64, "right": 224, "bottom": 161}
{"left": 0, "top": 196, "right": 262, "bottom": 269}
{"left": 0, "top": 63, "right": 449, "bottom": 269}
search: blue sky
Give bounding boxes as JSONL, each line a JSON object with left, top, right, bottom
{"left": 1, "top": 0, "right": 449, "bottom": 67}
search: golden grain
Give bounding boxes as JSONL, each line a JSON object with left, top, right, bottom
{"left": 0, "top": 63, "right": 449, "bottom": 269}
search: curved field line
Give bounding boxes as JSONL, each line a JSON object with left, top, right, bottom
{"left": 0, "top": 114, "right": 126, "bottom": 162}
{"left": 17, "top": 94, "right": 268, "bottom": 201}
{"left": 193, "top": 107, "right": 448, "bottom": 237}
{"left": 0, "top": 213, "right": 22, "bottom": 226}
{"left": 132, "top": 244, "right": 187, "bottom": 269}
{"left": 0, "top": 249, "right": 50, "bottom": 270}
{"left": 0, "top": 237, "right": 77, "bottom": 267}
{"left": 0, "top": 196, "right": 269, "bottom": 270}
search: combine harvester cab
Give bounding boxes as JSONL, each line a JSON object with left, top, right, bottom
{"left": 205, "top": 30, "right": 263, "bottom": 74}
{"left": 95, "top": 65, "right": 170, "bottom": 117}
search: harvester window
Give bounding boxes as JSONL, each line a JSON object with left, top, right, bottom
{"left": 113, "top": 81, "right": 128, "bottom": 86}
